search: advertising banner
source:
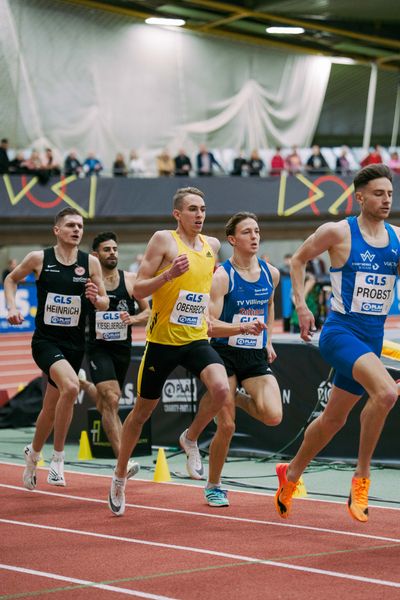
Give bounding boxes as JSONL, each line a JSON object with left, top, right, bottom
{"left": 0, "top": 284, "right": 37, "bottom": 333}
{"left": 69, "top": 341, "right": 400, "bottom": 463}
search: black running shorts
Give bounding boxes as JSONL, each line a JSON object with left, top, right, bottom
{"left": 138, "top": 339, "right": 224, "bottom": 400}
{"left": 211, "top": 343, "right": 273, "bottom": 384}
{"left": 86, "top": 344, "right": 131, "bottom": 389}
{"left": 31, "top": 338, "right": 84, "bottom": 388}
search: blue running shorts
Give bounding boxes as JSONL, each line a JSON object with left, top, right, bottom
{"left": 319, "top": 319, "right": 383, "bottom": 396}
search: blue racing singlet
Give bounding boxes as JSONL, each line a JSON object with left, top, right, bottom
{"left": 328, "top": 216, "right": 400, "bottom": 333}
{"left": 212, "top": 258, "right": 274, "bottom": 349}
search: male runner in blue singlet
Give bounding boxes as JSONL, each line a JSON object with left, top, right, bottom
{"left": 202, "top": 212, "right": 282, "bottom": 506}
{"left": 274, "top": 164, "right": 399, "bottom": 522}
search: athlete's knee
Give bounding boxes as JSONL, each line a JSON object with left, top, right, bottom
{"left": 320, "top": 411, "right": 347, "bottom": 433}
{"left": 60, "top": 379, "right": 80, "bottom": 401}
{"left": 371, "top": 383, "right": 398, "bottom": 412}
{"left": 261, "top": 410, "right": 282, "bottom": 427}
{"left": 99, "top": 389, "right": 120, "bottom": 412}
{"left": 208, "top": 380, "right": 231, "bottom": 408}
{"left": 216, "top": 414, "right": 235, "bottom": 439}
{"left": 130, "top": 399, "right": 157, "bottom": 425}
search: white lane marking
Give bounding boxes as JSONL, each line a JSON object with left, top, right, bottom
{"left": 0, "top": 563, "right": 179, "bottom": 599}
{"left": 1, "top": 483, "right": 399, "bottom": 544}
{"left": 1, "top": 460, "right": 399, "bottom": 510}
{"left": 1, "top": 520, "right": 399, "bottom": 589}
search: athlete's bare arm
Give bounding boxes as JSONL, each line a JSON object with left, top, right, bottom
{"left": 265, "top": 264, "right": 280, "bottom": 363}
{"left": 207, "top": 266, "right": 267, "bottom": 338}
{"left": 5, "top": 251, "right": 44, "bottom": 324}
{"left": 205, "top": 236, "right": 221, "bottom": 267}
{"left": 121, "top": 271, "right": 150, "bottom": 326}
{"left": 87, "top": 255, "right": 109, "bottom": 310}
{"left": 133, "top": 230, "right": 190, "bottom": 300}
{"left": 291, "top": 220, "right": 348, "bottom": 342}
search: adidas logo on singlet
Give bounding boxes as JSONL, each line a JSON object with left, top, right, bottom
{"left": 206, "top": 251, "right": 213, "bottom": 258}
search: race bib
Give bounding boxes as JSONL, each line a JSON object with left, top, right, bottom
{"left": 44, "top": 293, "right": 81, "bottom": 327}
{"left": 350, "top": 272, "right": 395, "bottom": 315}
{"left": 228, "top": 314, "right": 264, "bottom": 349}
{"left": 95, "top": 311, "right": 128, "bottom": 341}
{"left": 170, "top": 289, "right": 209, "bottom": 328}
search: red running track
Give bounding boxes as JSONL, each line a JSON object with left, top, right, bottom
{"left": 1, "top": 463, "right": 400, "bottom": 600}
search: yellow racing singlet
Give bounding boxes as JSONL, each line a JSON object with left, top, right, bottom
{"left": 147, "top": 231, "right": 215, "bottom": 345}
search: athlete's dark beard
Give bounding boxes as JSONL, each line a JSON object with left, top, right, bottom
{"left": 102, "top": 260, "right": 118, "bottom": 271}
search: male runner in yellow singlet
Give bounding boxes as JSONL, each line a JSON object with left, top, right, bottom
{"left": 108, "top": 187, "right": 231, "bottom": 516}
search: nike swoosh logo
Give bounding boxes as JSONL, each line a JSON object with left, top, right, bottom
{"left": 277, "top": 489, "right": 288, "bottom": 515}
{"left": 47, "top": 264, "right": 57, "bottom": 268}
{"left": 108, "top": 492, "right": 123, "bottom": 515}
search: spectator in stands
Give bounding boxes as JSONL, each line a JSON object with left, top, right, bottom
{"left": 22, "top": 150, "right": 43, "bottom": 173}
{"left": 247, "top": 149, "right": 264, "bottom": 176}
{"left": 285, "top": 145, "right": 302, "bottom": 175}
{"left": 129, "top": 150, "right": 146, "bottom": 177}
{"left": 83, "top": 152, "right": 103, "bottom": 177}
{"left": 9, "top": 152, "right": 27, "bottom": 175}
{"left": 306, "top": 144, "right": 329, "bottom": 174}
{"left": 230, "top": 150, "right": 247, "bottom": 176}
{"left": 290, "top": 263, "right": 321, "bottom": 333}
{"left": 196, "top": 144, "right": 224, "bottom": 176}
{"left": 2, "top": 258, "right": 17, "bottom": 282}
{"left": 270, "top": 147, "right": 285, "bottom": 176}
{"left": 360, "top": 144, "right": 383, "bottom": 167}
{"left": 156, "top": 149, "right": 174, "bottom": 177}
{"left": 387, "top": 151, "right": 400, "bottom": 175}
{"left": 174, "top": 149, "right": 192, "bottom": 176}
{"left": 278, "top": 253, "right": 292, "bottom": 277}
{"left": 112, "top": 152, "right": 128, "bottom": 177}
{"left": 0, "top": 138, "right": 10, "bottom": 174}
{"left": 43, "top": 148, "right": 61, "bottom": 177}
{"left": 278, "top": 253, "right": 293, "bottom": 332}
{"left": 64, "top": 151, "right": 83, "bottom": 177}
{"left": 308, "top": 255, "right": 327, "bottom": 278}
{"left": 335, "top": 146, "right": 352, "bottom": 176}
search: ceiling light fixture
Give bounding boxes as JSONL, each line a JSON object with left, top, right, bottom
{"left": 145, "top": 17, "right": 185, "bottom": 27}
{"left": 330, "top": 57, "right": 356, "bottom": 65}
{"left": 266, "top": 26, "right": 305, "bottom": 35}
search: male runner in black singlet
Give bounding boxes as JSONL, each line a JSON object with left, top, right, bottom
{"left": 79, "top": 232, "right": 150, "bottom": 475}
{"left": 5, "top": 207, "right": 108, "bottom": 489}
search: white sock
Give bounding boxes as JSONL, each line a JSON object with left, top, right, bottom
{"left": 184, "top": 431, "right": 197, "bottom": 446}
{"left": 52, "top": 450, "right": 65, "bottom": 460}
{"left": 29, "top": 444, "right": 40, "bottom": 460}
{"left": 113, "top": 474, "right": 125, "bottom": 484}
{"left": 206, "top": 482, "right": 221, "bottom": 490}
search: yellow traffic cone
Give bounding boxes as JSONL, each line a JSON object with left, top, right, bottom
{"left": 37, "top": 452, "right": 45, "bottom": 467}
{"left": 78, "top": 430, "right": 93, "bottom": 460}
{"left": 153, "top": 448, "right": 171, "bottom": 482}
{"left": 293, "top": 476, "right": 307, "bottom": 498}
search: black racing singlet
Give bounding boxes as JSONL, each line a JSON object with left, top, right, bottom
{"left": 87, "top": 269, "right": 136, "bottom": 350}
{"left": 33, "top": 247, "right": 89, "bottom": 350}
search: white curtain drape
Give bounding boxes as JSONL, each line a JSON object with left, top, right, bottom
{"left": 0, "top": 0, "right": 331, "bottom": 171}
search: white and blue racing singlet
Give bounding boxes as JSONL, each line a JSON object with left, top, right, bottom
{"left": 328, "top": 216, "right": 400, "bottom": 330}
{"left": 212, "top": 259, "right": 274, "bottom": 349}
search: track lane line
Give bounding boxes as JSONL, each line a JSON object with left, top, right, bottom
{"left": 1, "top": 461, "right": 399, "bottom": 511}
{"left": 1, "top": 483, "right": 399, "bottom": 544}
{"left": 1, "top": 520, "right": 400, "bottom": 589}
{"left": 0, "top": 564, "right": 179, "bottom": 600}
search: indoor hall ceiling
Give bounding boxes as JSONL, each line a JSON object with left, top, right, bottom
{"left": 61, "top": 0, "right": 400, "bottom": 69}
